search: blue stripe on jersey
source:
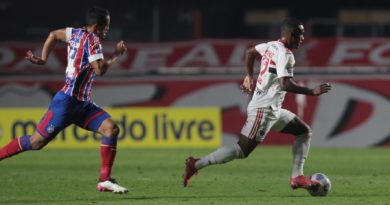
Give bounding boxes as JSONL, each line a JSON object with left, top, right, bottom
{"left": 73, "top": 68, "right": 89, "bottom": 97}
{"left": 82, "top": 39, "right": 90, "bottom": 66}
{"left": 83, "top": 72, "right": 95, "bottom": 100}
{"left": 85, "top": 35, "right": 91, "bottom": 57}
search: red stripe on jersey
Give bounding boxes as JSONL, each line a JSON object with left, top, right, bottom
{"left": 77, "top": 67, "right": 94, "bottom": 100}
{"left": 88, "top": 34, "right": 98, "bottom": 56}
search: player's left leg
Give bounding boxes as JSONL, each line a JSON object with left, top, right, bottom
{"left": 273, "top": 109, "right": 318, "bottom": 190}
{"left": 190, "top": 134, "right": 259, "bottom": 171}
{"left": 95, "top": 118, "right": 127, "bottom": 193}
{"left": 96, "top": 118, "right": 119, "bottom": 182}
{"left": 183, "top": 107, "right": 276, "bottom": 187}
{"left": 183, "top": 137, "right": 247, "bottom": 187}
{"left": 77, "top": 105, "right": 127, "bottom": 194}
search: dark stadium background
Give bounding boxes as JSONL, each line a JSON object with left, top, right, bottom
{"left": 2, "top": 0, "right": 390, "bottom": 41}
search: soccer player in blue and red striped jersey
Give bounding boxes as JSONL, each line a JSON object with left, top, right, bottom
{"left": 0, "top": 6, "right": 128, "bottom": 193}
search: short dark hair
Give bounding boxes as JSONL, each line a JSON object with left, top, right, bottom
{"left": 86, "top": 6, "right": 110, "bottom": 27}
{"left": 281, "top": 17, "right": 302, "bottom": 33}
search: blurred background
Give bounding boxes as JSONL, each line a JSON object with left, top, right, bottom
{"left": 0, "top": 0, "right": 390, "bottom": 148}
{"left": 2, "top": 0, "right": 390, "bottom": 41}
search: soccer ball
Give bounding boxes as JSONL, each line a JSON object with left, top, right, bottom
{"left": 308, "top": 173, "right": 331, "bottom": 196}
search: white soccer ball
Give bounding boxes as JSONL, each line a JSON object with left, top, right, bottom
{"left": 308, "top": 173, "right": 331, "bottom": 196}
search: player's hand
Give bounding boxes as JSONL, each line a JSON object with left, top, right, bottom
{"left": 240, "top": 75, "right": 254, "bottom": 95}
{"left": 25, "top": 50, "right": 46, "bottom": 65}
{"left": 114, "top": 40, "right": 127, "bottom": 56}
{"left": 312, "top": 83, "right": 332, "bottom": 96}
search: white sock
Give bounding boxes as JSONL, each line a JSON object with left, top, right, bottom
{"left": 291, "top": 133, "right": 311, "bottom": 178}
{"left": 195, "top": 143, "right": 244, "bottom": 170}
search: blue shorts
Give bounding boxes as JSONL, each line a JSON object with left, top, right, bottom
{"left": 36, "top": 91, "right": 110, "bottom": 140}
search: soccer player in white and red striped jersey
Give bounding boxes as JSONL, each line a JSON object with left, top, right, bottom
{"left": 183, "top": 18, "right": 332, "bottom": 191}
{"left": 0, "top": 6, "right": 128, "bottom": 193}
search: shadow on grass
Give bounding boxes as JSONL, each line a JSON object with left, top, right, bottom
{"left": 0, "top": 194, "right": 281, "bottom": 204}
{"left": 2, "top": 192, "right": 385, "bottom": 204}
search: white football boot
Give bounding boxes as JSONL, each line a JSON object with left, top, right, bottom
{"left": 96, "top": 179, "right": 128, "bottom": 194}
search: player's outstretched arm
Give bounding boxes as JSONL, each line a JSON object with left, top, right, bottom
{"left": 279, "top": 77, "right": 332, "bottom": 96}
{"left": 92, "top": 41, "right": 127, "bottom": 76}
{"left": 25, "top": 29, "right": 66, "bottom": 65}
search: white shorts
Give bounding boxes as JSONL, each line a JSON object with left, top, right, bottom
{"left": 241, "top": 107, "right": 296, "bottom": 141}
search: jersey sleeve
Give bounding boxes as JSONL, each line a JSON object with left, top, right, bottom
{"left": 65, "top": 27, "right": 73, "bottom": 42}
{"left": 87, "top": 34, "right": 104, "bottom": 63}
{"left": 254, "top": 43, "right": 268, "bottom": 56}
{"left": 276, "top": 48, "right": 295, "bottom": 78}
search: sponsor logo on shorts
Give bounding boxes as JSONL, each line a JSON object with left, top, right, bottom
{"left": 47, "top": 124, "right": 55, "bottom": 134}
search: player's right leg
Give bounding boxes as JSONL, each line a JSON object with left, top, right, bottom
{"left": 0, "top": 110, "right": 63, "bottom": 161}
{"left": 1, "top": 92, "right": 74, "bottom": 161}
{"left": 0, "top": 127, "right": 63, "bottom": 161}
{"left": 0, "top": 134, "right": 37, "bottom": 161}
{"left": 273, "top": 109, "right": 319, "bottom": 190}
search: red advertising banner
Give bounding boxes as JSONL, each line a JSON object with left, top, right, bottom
{"left": 1, "top": 38, "right": 389, "bottom": 74}
{"left": 0, "top": 75, "right": 389, "bottom": 147}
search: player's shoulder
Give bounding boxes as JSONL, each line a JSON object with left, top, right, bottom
{"left": 257, "top": 40, "right": 278, "bottom": 51}
{"left": 89, "top": 33, "right": 101, "bottom": 45}
{"left": 68, "top": 27, "right": 86, "bottom": 38}
{"left": 270, "top": 41, "right": 290, "bottom": 52}
{"left": 70, "top": 27, "right": 98, "bottom": 37}
{"left": 262, "top": 40, "right": 283, "bottom": 49}
{"left": 69, "top": 27, "right": 84, "bottom": 33}
{"left": 269, "top": 42, "right": 293, "bottom": 59}
{"left": 83, "top": 29, "right": 100, "bottom": 43}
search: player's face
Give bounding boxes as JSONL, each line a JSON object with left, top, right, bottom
{"left": 291, "top": 25, "right": 304, "bottom": 49}
{"left": 97, "top": 16, "right": 110, "bottom": 40}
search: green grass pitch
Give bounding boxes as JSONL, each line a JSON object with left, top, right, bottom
{"left": 0, "top": 147, "right": 389, "bottom": 205}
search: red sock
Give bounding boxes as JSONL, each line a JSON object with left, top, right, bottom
{"left": 0, "top": 137, "right": 23, "bottom": 160}
{"left": 99, "top": 145, "right": 117, "bottom": 181}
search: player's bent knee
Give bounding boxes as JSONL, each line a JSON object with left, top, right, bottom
{"left": 30, "top": 140, "right": 46, "bottom": 150}
{"left": 301, "top": 123, "right": 312, "bottom": 135}
{"left": 237, "top": 138, "right": 258, "bottom": 158}
{"left": 105, "top": 124, "right": 120, "bottom": 138}
{"left": 295, "top": 126, "right": 312, "bottom": 137}
{"left": 112, "top": 124, "right": 120, "bottom": 137}
{"left": 296, "top": 132, "right": 312, "bottom": 140}
{"left": 29, "top": 134, "right": 47, "bottom": 150}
